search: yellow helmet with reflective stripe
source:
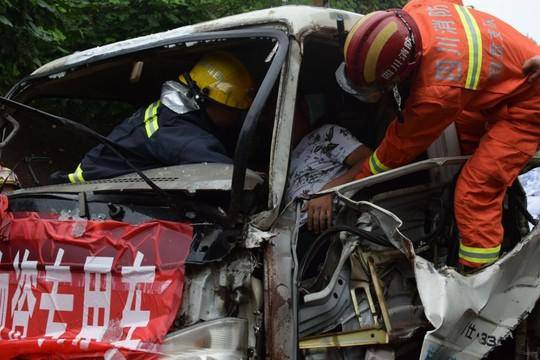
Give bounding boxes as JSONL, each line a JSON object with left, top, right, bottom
{"left": 179, "top": 52, "right": 253, "bottom": 110}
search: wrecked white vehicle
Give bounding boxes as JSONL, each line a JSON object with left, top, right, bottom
{"left": 0, "top": 5, "right": 539, "bottom": 359}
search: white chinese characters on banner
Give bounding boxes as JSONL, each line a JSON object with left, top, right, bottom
{"left": 0, "top": 249, "right": 158, "bottom": 349}
{"left": 115, "top": 251, "right": 156, "bottom": 350}
{"left": 75, "top": 256, "right": 114, "bottom": 345}
{"left": 39, "top": 248, "right": 73, "bottom": 339}
{"left": 0, "top": 251, "right": 8, "bottom": 332}
{"left": 10, "top": 250, "right": 38, "bottom": 339}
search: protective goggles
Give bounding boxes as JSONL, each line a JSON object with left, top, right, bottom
{"left": 335, "top": 62, "right": 383, "bottom": 103}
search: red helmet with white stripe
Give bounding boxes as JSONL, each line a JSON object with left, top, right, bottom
{"left": 339, "top": 9, "right": 422, "bottom": 90}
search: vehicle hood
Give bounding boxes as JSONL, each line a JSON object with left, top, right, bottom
{"left": 11, "top": 163, "right": 264, "bottom": 195}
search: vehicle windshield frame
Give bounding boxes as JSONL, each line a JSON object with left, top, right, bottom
{"left": 4, "top": 28, "right": 290, "bottom": 220}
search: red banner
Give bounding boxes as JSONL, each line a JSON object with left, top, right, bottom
{"left": 0, "top": 196, "right": 193, "bottom": 359}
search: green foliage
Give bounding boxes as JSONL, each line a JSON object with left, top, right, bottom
{"left": 332, "top": 0, "right": 407, "bottom": 13}
{"left": 57, "top": 0, "right": 272, "bottom": 54}
{"left": 0, "top": 0, "right": 66, "bottom": 92}
{"left": 0, "top": 0, "right": 407, "bottom": 94}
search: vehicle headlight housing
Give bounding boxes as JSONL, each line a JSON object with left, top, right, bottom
{"left": 160, "top": 318, "right": 248, "bottom": 359}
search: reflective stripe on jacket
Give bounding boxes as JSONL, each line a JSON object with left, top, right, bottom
{"left": 355, "top": 0, "right": 540, "bottom": 178}
{"left": 66, "top": 102, "right": 232, "bottom": 183}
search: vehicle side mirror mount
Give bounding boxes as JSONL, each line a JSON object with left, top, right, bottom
{"left": 0, "top": 109, "right": 20, "bottom": 148}
{"left": 336, "top": 15, "right": 347, "bottom": 50}
{"left": 129, "top": 61, "right": 144, "bottom": 83}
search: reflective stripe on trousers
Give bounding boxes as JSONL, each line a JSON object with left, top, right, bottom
{"left": 459, "top": 242, "right": 500, "bottom": 265}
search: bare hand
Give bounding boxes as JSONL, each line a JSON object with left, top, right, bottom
{"left": 304, "top": 194, "right": 333, "bottom": 234}
{"left": 523, "top": 55, "right": 540, "bottom": 83}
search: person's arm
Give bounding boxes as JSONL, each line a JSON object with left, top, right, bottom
{"left": 355, "top": 85, "right": 463, "bottom": 179}
{"left": 523, "top": 55, "right": 540, "bottom": 83}
{"left": 306, "top": 144, "right": 371, "bottom": 233}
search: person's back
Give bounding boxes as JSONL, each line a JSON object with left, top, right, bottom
{"left": 342, "top": 0, "right": 540, "bottom": 169}
{"left": 405, "top": 0, "right": 539, "bottom": 110}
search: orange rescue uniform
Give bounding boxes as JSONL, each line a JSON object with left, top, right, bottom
{"left": 355, "top": 0, "right": 540, "bottom": 267}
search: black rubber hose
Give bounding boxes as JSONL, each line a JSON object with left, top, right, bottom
{"left": 298, "top": 224, "right": 390, "bottom": 282}
{"left": 508, "top": 187, "right": 539, "bottom": 226}
{"left": 0, "top": 97, "right": 174, "bottom": 208}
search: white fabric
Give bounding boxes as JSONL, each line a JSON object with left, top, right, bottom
{"left": 519, "top": 168, "right": 540, "bottom": 223}
{"left": 285, "top": 124, "right": 362, "bottom": 222}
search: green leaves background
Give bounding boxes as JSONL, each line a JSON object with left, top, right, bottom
{"left": 0, "top": 0, "right": 405, "bottom": 93}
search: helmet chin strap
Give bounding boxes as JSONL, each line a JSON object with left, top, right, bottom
{"left": 390, "top": 10, "right": 418, "bottom": 123}
{"left": 394, "top": 10, "right": 419, "bottom": 66}
{"left": 392, "top": 84, "right": 405, "bottom": 123}
{"left": 182, "top": 72, "right": 207, "bottom": 107}
{"left": 181, "top": 71, "right": 213, "bottom": 127}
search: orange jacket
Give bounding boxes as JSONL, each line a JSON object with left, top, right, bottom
{"left": 356, "top": 0, "right": 540, "bottom": 178}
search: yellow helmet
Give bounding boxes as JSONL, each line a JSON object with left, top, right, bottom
{"left": 179, "top": 51, "right": 253, "bottom": 110}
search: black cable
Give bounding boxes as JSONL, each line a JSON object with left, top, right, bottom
{"left": 0, "top": 97, "right": 175, "bottom": 208}
{"left": 298, "top": 224, "right": 390, "bottom": 282}
{"left": 519, "top": 201, "right": 539, "bottom": 226}
{"left": 508, "top": 187, "right": 539, "bottom": 226}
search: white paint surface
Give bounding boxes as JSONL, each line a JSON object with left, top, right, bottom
{"left": 464, "top": 0, "right": 540, "bottom": 43}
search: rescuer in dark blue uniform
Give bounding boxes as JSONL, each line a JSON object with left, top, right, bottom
{"left": 52, "top": 51, "right": 253, "bottom": 184}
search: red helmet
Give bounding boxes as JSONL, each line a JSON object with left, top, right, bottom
{"left": 340, "top": 9, "right": 422, "bottom": 89}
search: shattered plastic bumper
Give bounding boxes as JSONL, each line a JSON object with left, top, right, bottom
{"left": 161, "top": 318, "right": 248, "bottom": 359}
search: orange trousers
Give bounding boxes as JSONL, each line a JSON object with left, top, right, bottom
{"left": 455, "top": 88, "right": 540, "bottom": 268}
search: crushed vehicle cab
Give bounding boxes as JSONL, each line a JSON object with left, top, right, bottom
{"left": 0, "top": 5, "right": 539, "bottom": 359}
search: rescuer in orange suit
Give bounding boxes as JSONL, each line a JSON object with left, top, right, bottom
{"left": 335, "top": 0, "right": 540, "bottom": 270}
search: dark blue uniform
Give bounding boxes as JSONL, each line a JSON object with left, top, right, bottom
{"left": 53, "top": 101, "right": 231, "bottom": 184}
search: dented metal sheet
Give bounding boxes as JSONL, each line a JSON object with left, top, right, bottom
{"left": 11, "top": 163, "right": 263, "bottom": 195}
{"left": 416, "top": 227, "right": 540, "bottom": 360}
{"left": 245, "top": 224, "right": 276, "bottom": 248}
{"left": 319, "top": 157, "right": 470, "bottom": 198}
{"left": 336, "top": 196, "right": 540, "bottom": 359}
{"left": 253, "top": 37, "right": 302, "bottom": 229}
{"left": 322, "top": 155, "right": 540, "bottom": 199}
{"left": 264, "top": 207, "right": 297, "bottom": 359}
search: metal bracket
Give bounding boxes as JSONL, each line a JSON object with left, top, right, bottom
{"left": 299, "top": 327, "right": 388, "bottom": 349}
{"left": 303, "top": 237, "right": 359, "bottom": 303}
{"left": 335, "top": 15, "right": 347, "bottom": 50}
{"left": 299, "top": 248, "right": 401, "bottom": 349}
{"left": 0, "top": 110, "right": 20, "bottom": 148}
{"left": 350, "top": 252, "right": 380, "bottom": 328}
{"left": 78, "top": 192, "right": 88, "bottom": 219}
